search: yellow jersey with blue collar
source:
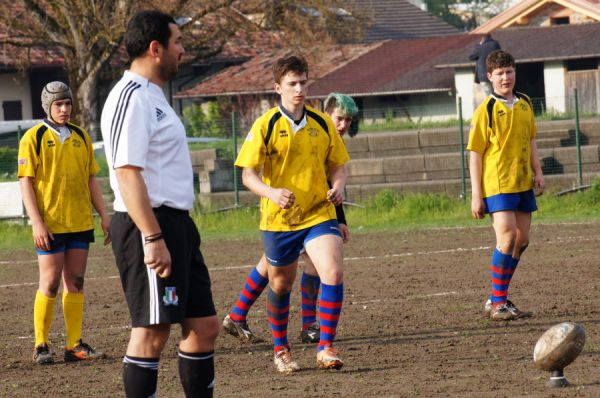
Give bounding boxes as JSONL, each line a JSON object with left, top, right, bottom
{"left": 17, "top": 120, "right": 99, "bottom": 233}
{"left": 467, "top": 92, "right": 537, "bottom": 198}
{"left": 235, "top": 105, "right": 350, "bottom": 231}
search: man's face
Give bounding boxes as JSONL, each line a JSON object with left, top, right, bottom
{"left": 487, "top": 66, "right": 515, "bottom": 97}
{"left": 328, "top": 108, "right": 353, "bottom": 136}
{"left": 50, "top": 98, "right": 72, "bottom": 126}
{"left": 274, "top": 71, "right": 308, "bottom": 108}
{"left": 159, "top": 23, "right": 185, "bottom": 81}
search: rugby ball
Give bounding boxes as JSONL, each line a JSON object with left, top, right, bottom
{"left": 533, "top": 322, "right": 585, "bottom": 371}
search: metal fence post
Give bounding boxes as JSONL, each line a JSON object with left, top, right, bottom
{"left": 231, "top": 111, "right": 240, "bottom": 207}
{"left": 574, "top": 88, "right": 582, "bottom": 186}
{"left": 458, "top": 97, "right": 466, "bottom": 200}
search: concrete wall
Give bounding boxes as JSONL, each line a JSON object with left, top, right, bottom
{"left": 544, "top": 61, "right": 567, "bottom": 113}
{"left": 0, "top": 73, "right": 32, "bottom": 121}
{"left": 454, "top": 67, "right": 476, "bottom": 120}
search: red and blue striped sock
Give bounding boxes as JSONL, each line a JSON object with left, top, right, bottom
{"left": 301, "top": 272, "right": 321, "bottom": 330}
{"left": 490, "top": 249, "right": 513, "bottom": 306}
{"left": 229, "top": 266, "right": 268, "bottom": 323}
{"left": 318, "top": 283, "right": 344, "bottom": 351}
{"left": 267, "top": 288, "right": 291, "bottom": 353}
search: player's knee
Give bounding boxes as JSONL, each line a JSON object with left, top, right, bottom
{"left": 270, "top": 279, "right": 293, "bottom": 294}
{"left": 320, "top": 266, "right": 343, "bottom": 285}
{"left": 41, "top": 281, "right": 60, "bottom": 297}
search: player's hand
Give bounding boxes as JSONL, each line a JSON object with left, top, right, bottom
{"left": 31, "top": 221, "right": 53, "bottom": 251}
{"left": 471, "top": 197, "right": 485, "bottom": 219}
{"left": 101, "top": 215, "right": 111, "bottom": 245}
{"left": 144, "top": 239, "right": 172, "bottom": 278}
{"left": 269, "top": 188, "right": 295, "bottom": 209}
{"left": 534, "top": 174, "right": 545, "bottom": 197}
{"left": 327, "top": 187, "right": 344, "bottom": 206}
{"left": 339, "top": 223, "right": 350, "bottom": 243}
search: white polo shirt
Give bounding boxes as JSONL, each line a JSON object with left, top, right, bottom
{"left": 100, "top": 70, "right": 194, "bottom": 212}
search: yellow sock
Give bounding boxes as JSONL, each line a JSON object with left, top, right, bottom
{"left": 62, "top": 292, "right": 84, "bottom": 348}
{"left": 34, "top": 290, "right": 56, "bottom": 347}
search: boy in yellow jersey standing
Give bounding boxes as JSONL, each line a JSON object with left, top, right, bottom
{"left": 467, "top": 50, "right": 545, "bottom": 321}
{"left": 223, "top": 93, "right": 358, "bottom": 345}
{"left": 18, "top": 81, "right": 110, "bottom": 364}
{"left": 235, "top": 55, "right": 350, "bottom": 373}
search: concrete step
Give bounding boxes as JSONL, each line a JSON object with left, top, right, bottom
{"left": 345, "top": 172, "right": 600, "bottom": 202}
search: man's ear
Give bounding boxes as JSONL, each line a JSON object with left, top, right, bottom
{"left": 487, "top": 72, "right": 493, "bottom": 82}
{"left": 149, "top": 40, "right": 161, "bottom": 58}
{"left": 274, "top": 82, "right": 281, "bottom": 95}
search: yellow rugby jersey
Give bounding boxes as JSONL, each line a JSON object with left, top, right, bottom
{"left": 18, "top": 121, "right": 99, "bottom": 233}
{"left": 467, "top": 92, "right": 537, "bottom": 198}
{"left": 236, "top": 105, "right": 350, "bottom": 231}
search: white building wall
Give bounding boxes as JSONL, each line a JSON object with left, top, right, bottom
{"left": 0, "top": 73, "right": 32, "bottom": 121}
{"left": 544, "top": 61, "right": 566, "bottom": 113}
{"left": 454, "top": 68, "right": 476, "bottom": 120}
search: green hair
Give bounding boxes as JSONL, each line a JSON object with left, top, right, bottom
{"left": 324, "top": 92, "right": 358, "bottom": 117}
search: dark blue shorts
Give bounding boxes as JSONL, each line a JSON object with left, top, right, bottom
{"left": 483, "top": 190, "right": 538, "bottom": 214}
{"left": 36, "top": 229, "right": 95, "bottom": 255}
{"left": 262, "top": 220, "right": 342, "bottom": 266}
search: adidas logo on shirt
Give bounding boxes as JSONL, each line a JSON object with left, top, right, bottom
{"left": 156, "top": 107, "right": 166, "bottom": 122}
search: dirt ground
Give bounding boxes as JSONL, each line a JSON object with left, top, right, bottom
{"left": 2, "top": 221, "right": 600, "bottom": 397}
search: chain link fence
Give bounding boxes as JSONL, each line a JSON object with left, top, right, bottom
{"left": 1, "top": 89, "right": 599, "bottom": 216}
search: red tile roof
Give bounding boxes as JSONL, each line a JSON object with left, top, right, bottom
{"left": 174, "top": 43, "right": 381, "bottom": 98}
{"left": 436, "top": 22, "right": 600, "bottom": 67}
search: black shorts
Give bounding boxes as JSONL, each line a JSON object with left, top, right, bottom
{"left": 109, "top": 206, "right": 216, "bottom": 327}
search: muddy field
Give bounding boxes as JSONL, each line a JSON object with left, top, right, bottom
{"left": 2, "top": 222, "right": 600, "bottom": 397}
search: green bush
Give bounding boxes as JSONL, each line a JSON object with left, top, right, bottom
{"left": 0, "top": 146, "right": 17, "bottom": 179}
{"left": 183, "top": 101, "right": 229, "bottom": 138}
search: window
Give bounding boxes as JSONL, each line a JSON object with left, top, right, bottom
{"left": 551, "top": 17, "right": 569, "bottom": 25}
{"left": 2, "top": 101, "right": 22, "bottom": 121}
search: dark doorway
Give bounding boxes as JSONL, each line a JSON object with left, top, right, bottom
{"left": 515, "top": 62, "right": 545, "bottom": 114}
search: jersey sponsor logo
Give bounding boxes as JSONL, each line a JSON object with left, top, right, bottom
{"left": 308, "top": 127, "right": 319, "bottom": 137}
{"left": 47, "top": 140, "right": 56, "bottom": 148}
{"left": 72, "top": 139, "right": 82, "bottom": 148}
{"left": 156, "top": 107, "right": 167, "bottom": 122}
{"left": 279, "top": 130, "right": 288, "bottom": 138}
{"left": 520, "top": 103, "right": 528, "bottom": 111}
{"left": 163, "top": 286, "right": 179, "bottom": 306}
{"left": 18, "top": 158, "right": 27, "bottom": 166}
{"left": 498, "top": 110, "right": 506, "bottom": 117}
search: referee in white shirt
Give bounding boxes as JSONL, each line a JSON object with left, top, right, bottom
{"left": 100, "top": 10, "right": 219, "bottom": 398}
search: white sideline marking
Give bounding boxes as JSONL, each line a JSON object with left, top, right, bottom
{"left": 2, "top": 234, "right": 600, "bottom": 289}
{"left": 351, "top": 291, "right": 457, "bottom": 305}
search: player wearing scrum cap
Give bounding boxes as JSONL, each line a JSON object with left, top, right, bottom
{"left": 18, "top": 81, "right": 110, "bottom": 364}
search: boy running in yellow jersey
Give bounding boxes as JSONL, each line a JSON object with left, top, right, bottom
{"left": 18, "top": 81, "right": 110, "bottom": 364}
{"left": 467, "top": 50, "right": 545, "bottom": 321}
{"left": 223, "top": 93, "right": 358, "bottom": 345}
{"left": 235, "top": 55, "right": 349, "bottom": 373}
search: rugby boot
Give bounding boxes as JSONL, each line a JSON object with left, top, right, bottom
{"left": 316, "top": 347, "right": 344, "bottom": 370}
{"left": 222, "top": 314, "right": 264, "bottom": 343}
{"left": 64, "top": 340, "right": 103, "bottom": 362}
{"left": 299, "top": 322, "right": 320, "bottom": 343}
{"left": 274, "top": 348, "right": 300, "bottom": 374}
{"left": 486, "top": 299, "right": 532, "bottom": 319}
{"left": 33, "top": 343, "right": 54, "bottom": 365}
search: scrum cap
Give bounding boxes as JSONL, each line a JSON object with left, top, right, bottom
{"left": 41, "top": 81, "right": 72, "bottom": 117}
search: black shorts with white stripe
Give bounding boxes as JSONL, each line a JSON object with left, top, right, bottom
{"left": 110, "top": 206, "right": 216, "bottom": 326}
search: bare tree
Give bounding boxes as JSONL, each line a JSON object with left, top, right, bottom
{"left": 0, "top": 0, "right": 366, "bottom": 130}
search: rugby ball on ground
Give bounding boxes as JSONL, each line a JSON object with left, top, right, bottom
{"left": 533, "top": 322, "right": 585, "bottom": 371}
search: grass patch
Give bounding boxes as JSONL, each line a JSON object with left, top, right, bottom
{"left": 4, "top": 182, "right": 600, "bottom": 250}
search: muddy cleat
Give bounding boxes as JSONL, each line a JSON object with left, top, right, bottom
{"left": 486, "top": 299, "right": 532, "bottom": 320}
{"left": 222, "top": 314, "right": 264, "bottom": 343}
{"left": 299, "top": 323, "right": 320, "bottom": 343}
{"left": 33, "top": 343, "right": 54, "bottom": 365}
{"left": 64, "top": 340, "right": 103, "bottom": 362}
{"left": 316, "top": 347, "right": 344, "bottom": 370}
{"left": 274, "top": 349, "right": 300, "bottom": 374}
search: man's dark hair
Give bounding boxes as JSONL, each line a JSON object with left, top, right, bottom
{"left": 125, "top": 10, "right": 176, "bottom": 60}
{"left": 486, "top": 50, "right": 515, "bottom": 73}
{"left": 484, "top": 33, "right": 492, "bottom": 40}
{"left": 273, "top": 55, "right": 309, "bottom": 83}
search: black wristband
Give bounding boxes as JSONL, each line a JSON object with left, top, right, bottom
{"left": 144, "top": 233, "right": 163, "bottom": 245}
